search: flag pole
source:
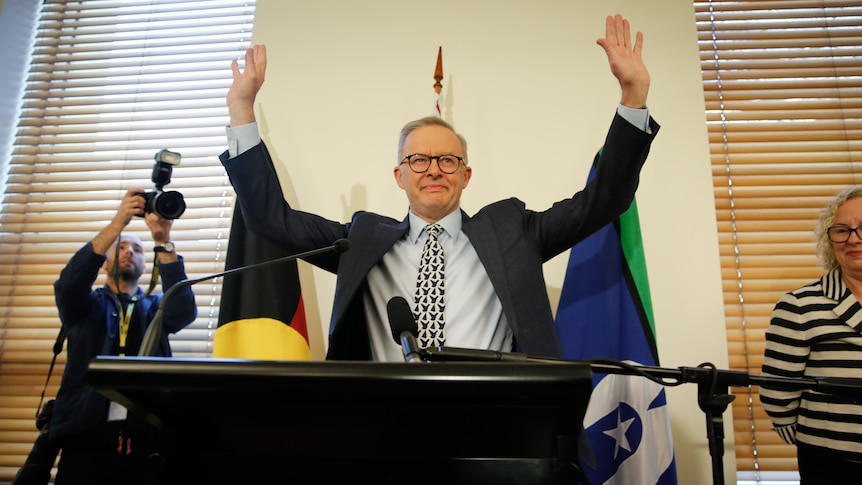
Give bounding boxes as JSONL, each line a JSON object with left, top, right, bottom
{"left": 433, "top": 46, "right": 443, "bottom": 117}
{"left": 434, "top": 46, "right": 443, "bottom": 94}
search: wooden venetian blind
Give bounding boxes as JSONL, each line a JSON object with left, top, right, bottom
{"left": 0, "top": 0, "right": 256, "bottom": 480}
{"left": 694, "top": 0, "right": 862, "bottom": 475}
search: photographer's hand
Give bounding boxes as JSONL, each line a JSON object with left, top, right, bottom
{"left": 146, "top": 212, "right": 177, "bottom": 263}
{"left": 91, "top": 189, "right": 146, "bottom": 255}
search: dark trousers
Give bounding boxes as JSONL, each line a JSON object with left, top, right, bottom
{"left": 11, "top": 429, "right": 60, "bottom": 485}
{"left": 54, "top": 420, "right": 166, "bottom": 485}
{"left": 798, "top": 443, "right": 862, "bottom": 485}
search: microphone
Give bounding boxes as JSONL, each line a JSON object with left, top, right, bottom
{"left": 138, "top": 238, "right": 351, "bottom": 356}
{"left": 386, "top": 296, "right": 423, "bottom": 363}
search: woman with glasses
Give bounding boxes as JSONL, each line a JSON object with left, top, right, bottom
{"left": 761, "top": 186, "right": 862, "bottom": 484}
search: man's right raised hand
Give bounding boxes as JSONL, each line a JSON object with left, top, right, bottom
{"left": 227, "top": 44, "right": 267, "bottom": 127}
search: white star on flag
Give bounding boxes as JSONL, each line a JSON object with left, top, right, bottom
{"left": 604, "top": 407, "right": 636, "bottom": 459}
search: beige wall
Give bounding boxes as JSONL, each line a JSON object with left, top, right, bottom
{"left": 251, "top": 0, "right": 733, "bottom": 481}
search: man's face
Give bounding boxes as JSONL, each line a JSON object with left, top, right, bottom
{"left": 394, "top": 125, "right": 472, "bottom": 223}
{"left": 104, "top": 235, "right": 146, "bottom": 282}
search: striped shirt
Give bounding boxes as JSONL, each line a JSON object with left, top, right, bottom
{"left": 761, "top": 270, "right": 862, "bottom": 461}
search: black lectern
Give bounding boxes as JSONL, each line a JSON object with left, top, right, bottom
{"left": 87, "top": 357, "right": 592, "bottom": 484}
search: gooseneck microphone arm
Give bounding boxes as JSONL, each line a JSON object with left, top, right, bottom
{"left": 137, "top": 238, "right": 350, "bottom": 357}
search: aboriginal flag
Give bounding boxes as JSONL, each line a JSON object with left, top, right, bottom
{"left": 214, "top": 206, "right": 310, "bottom": 360}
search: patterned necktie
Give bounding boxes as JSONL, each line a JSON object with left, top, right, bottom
{"left": 414, "top": 224, "right": 445, "bottom": 348}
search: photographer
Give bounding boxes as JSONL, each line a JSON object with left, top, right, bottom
{"left": 47, "top": 189, "right": 197, "bottom": 485}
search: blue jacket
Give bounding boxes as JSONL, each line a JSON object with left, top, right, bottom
{"left": 49, "top": 242, "right": 197, "bottom": 440}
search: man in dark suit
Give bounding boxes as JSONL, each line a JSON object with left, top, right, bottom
{"left": 220, "top": 14, "right": 658, "bottom": 361}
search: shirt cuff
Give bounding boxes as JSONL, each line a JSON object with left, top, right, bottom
{"left": 225, "top": 122, "right": 262, "bottom": 158}
{"left": 616, "top": 104, "right": 651, "bottom": 134}
{"left": 772, "top": 423, "right": 797, "bottom": 445}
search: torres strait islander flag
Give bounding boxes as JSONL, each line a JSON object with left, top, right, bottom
{"left": 555, "top": 151, "right": 678, "bottom": 485}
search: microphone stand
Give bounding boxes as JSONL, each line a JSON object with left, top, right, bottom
{"left": 421, "top": 348, "right": 862, "bottom": 485}
{"left": 138, "top": 240, "right": 349, "bottom": 357}
{"left": 583, "top": 359, "right": 862, "bottom": 485}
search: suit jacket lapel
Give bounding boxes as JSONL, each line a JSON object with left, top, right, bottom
{"left": 331, "top": 217, "right": 409, "bottom": 323}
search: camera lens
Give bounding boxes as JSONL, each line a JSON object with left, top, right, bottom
{"left": 152, "top": 191, "right": 186, "bottom": 219}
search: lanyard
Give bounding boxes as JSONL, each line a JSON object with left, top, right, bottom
{"left": 117, "top": 295, "right": 137, "bottom": 357}
{"left": 109, "top": 234, "right": 159, "bottom": 356}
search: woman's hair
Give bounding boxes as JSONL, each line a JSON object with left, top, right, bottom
{"left": 817, "top": 186, "right": 862, "bottom": 271}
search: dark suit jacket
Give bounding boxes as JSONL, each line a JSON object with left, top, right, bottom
{"left": 220, "top": 112, "right": 659, "bottom": 360}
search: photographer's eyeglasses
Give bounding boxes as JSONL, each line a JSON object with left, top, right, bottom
{"left": 827, "top": 225, "right": 862, "bottom": 243}
{"left": 400, "top": 154, "right": 464, "bottom": 174}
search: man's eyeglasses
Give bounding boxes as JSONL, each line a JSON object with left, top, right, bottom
{"left": 400, "top": 154, "right": 464, "bottom": 174}
{"left": 827, "top": 225, "right": 862, "bottom": 243}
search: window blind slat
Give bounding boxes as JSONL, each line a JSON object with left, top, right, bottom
{"left": 0, "top": 1, "right": 254, "bottom": 479}
{"left": 695, "top": 0, "right": 860, "bottom": 473}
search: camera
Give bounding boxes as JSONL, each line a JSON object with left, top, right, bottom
{"left": 35, "top": 399, "right": 54, "bottom": 432}
{"left": 136, "top": 149, "right": 186, "bottom": 220}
